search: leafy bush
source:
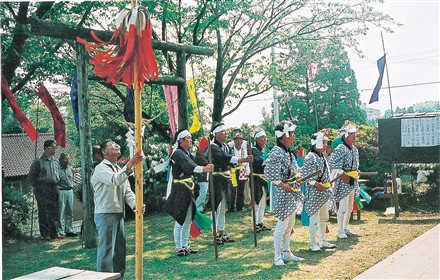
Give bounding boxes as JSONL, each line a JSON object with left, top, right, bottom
{"left": 422, "top": 168, "right": 439, "bottom": 209}
{"left": 2, "top": 185, "right": 31, "bottom": 240}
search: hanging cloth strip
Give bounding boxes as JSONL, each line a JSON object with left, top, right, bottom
{"left": 230, "top": 166, "right": 245, "bottom": 187}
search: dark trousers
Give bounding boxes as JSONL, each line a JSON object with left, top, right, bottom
{"left": 229, "top": 177, "right": 245, "bottom": 211}
{"left": 95, "top": 213, "right": 126, "bottom": 277}
{"left": 35, "top": 184, "right": 59, "bottom": 238}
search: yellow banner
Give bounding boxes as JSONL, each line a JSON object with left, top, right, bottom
{"left": 187, "top": 78, "right": 201, "bottom": 133}
{"left": 230, "top": 166, "right": 245, "bottom": 187}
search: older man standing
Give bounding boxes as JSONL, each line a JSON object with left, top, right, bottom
{"left": 210, "top": 123, "right": 253, "bottom": 244}
{"left": 57, "top": 153, "right": 77, "bottom": 237}
{"left": 91, "top": 139, "right": 143, "bottom": 277}
{"left": 28, "top": 139, "right": 63, "bottom": 240}
{"left": 329, "top": 123, "right": 360, "bottom": 239}
{"left": 229, "top": 132, "right": 249, "bottom": 212}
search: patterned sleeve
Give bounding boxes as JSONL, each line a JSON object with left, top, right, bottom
{"left": 264, "top": 148, "right": 282, "bottom": 181}
{"left": 328, "top": 145, "right": 344, "bottom": 171}
{"left": 302, "top": 152, "right": 318, "bottom": 183}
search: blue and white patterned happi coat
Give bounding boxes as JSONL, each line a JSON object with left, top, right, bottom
{"left": 328, "top": 143, "right": 360, "bottom": 202}
{"left": 264, "top": 145, "right": 303, "bottom": 221}
{"left": 302, "top": 151, "right": 335, "bottom": 217}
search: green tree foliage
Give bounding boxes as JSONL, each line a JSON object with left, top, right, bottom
{"left": 276, "top": 39, "right": 367, "bottom": 140}
{"left": 384, "top": 101, "right": 440, "bottom": 118}
{"left": 147, "top": 0, "right": 398, "bottom": 124}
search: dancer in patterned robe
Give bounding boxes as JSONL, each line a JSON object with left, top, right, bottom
{"left": 164, "top": 129, "right": 214, "bottom": 256}
{"left": 303, "top": 132, "right": 336, "bottom": 251}
{"left": 264, "top": 120, "right": 305, "bottom": 266}
{"left": 328, "top": 123, "right": 360, "bottom": 239}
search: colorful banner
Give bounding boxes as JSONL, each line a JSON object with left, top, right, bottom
{"left": 187, "top": 78, "right": 201, "bottom": 133}
{"left": 162, "top": 85, "right": 179, "bottom": 136}
{"left": 308, "top": 61, "right": 318, "bottom": 80}
{"left": 1, "top": 76, "right": 38, "bottom": 141}
{"left": 369, "top": 54, "right": 386, "bottom": 104}
{"left": 38, "top": 84, "right": 66, "bottom": 147}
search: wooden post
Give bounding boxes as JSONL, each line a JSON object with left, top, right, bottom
{"left": 176, "top": 51, "right": 188, "bottom": 129}
{"left": 131, "top": 3, "right": 144, "bottom": 280}
{"left": 391, "top": 163, "right": 399, "bottom": 217}
{"left": 247, "top": 136, "right": 257, "bottom": 247}
{"left": 208, "top": 140, "right": 218, "bottom": 259}
{"left": 77, "top": 42, "right": 97, "bottom": 248}
{"left": 134, "top": 78, "right": 144, "bottom": 280}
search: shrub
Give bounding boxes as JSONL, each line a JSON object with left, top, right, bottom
{"left": 2, "top": 185, "right": 31, "bottom": 240}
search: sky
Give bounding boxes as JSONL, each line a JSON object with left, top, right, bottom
{"left": 221, "top": 0, "right": 440, "bottom": 128}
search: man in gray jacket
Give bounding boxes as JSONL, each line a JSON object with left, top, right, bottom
{"left": 91, "top": 139, "right": 143, "bottom": 278}
{"left": 29, "top": 139, "right": 63, "bottom": 240}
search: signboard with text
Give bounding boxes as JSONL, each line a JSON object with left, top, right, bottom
{"left": 378, "top": 115, "right": 440, "bottom": 163}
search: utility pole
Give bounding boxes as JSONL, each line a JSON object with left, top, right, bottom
{"left": 271, "top": 46, "right": 279, "bottom": 125}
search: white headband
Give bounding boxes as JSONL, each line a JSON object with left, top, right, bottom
{"left": 340, "top": 124, "right": 357, "bottom": 138}
{"left": 212, "top": 124, "right": 226, "bottom": 134}
{"left": 311, "top": 132, "right": 328, "bottom": 149}
{"left": 177, "top": 130, "right": 191, "bottom": 141}
{"left": 275, "top": 123, "right": 297, "bottom": 138}
{"left": 254, "top": 130, "right": 266, "bottom": 140}
{"left": 172, "top": 130, "right": 191, "bottom": 152}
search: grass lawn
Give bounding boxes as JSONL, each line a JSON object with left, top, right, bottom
{"left": 3, "top": 208, "right": 439, "bottom": 280}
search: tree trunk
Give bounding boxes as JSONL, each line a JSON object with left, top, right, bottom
{"left": 212, "top": 28, "right": 224, "bottom": 123}
{"left": 77, "top": 43, "right": 97, "bottom": 248}
{"left": 176, "top": 51, "right": 188, "bottom": 130}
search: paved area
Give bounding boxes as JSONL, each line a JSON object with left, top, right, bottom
{"left": 355, "top": 224, "right": 439, "bottom": 279}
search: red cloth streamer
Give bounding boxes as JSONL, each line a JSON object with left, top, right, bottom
{"left": 76, "top": 6, "right": 159, "bottom": 87}
{"left": 1, "top": 76, "right": 38, "bottom": 141}
{"left": 190, "top": 222, "right": 201, "bottom": 238}
{"left": 38, "top": 84, "right": 66, "bottom": 147}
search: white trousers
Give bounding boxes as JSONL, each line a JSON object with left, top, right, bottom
{"left": 273, "top": 213, "right": 296, "bottom": 258}
{"left": 215, "top": 190, "right": 227, "bottom": 232}
{"left": 173, "top": 203, "right": 193, "bottom": 249}
{"left": 254, "top": 187, "right": 267, "bottom": 225}
{"left": 58, "top": 189, "right": 74, "bottom": 235}
{"left": 337, "top": 189, "right": 354, "bottom": 234}
{"left": 309, "top": 203, "right": 329, "bottom": 245}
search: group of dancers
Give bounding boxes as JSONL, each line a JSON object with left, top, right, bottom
{"left": 164, "top": 120, "right": 360, "bottom": 266}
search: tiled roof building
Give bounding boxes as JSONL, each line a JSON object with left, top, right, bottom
{"left": 2, "top": 133, "right": 79, "bottom": 192}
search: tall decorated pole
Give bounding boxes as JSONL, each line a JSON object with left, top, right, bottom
{"left": 77, "top": 1, "right": 159, "bottom": 278}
